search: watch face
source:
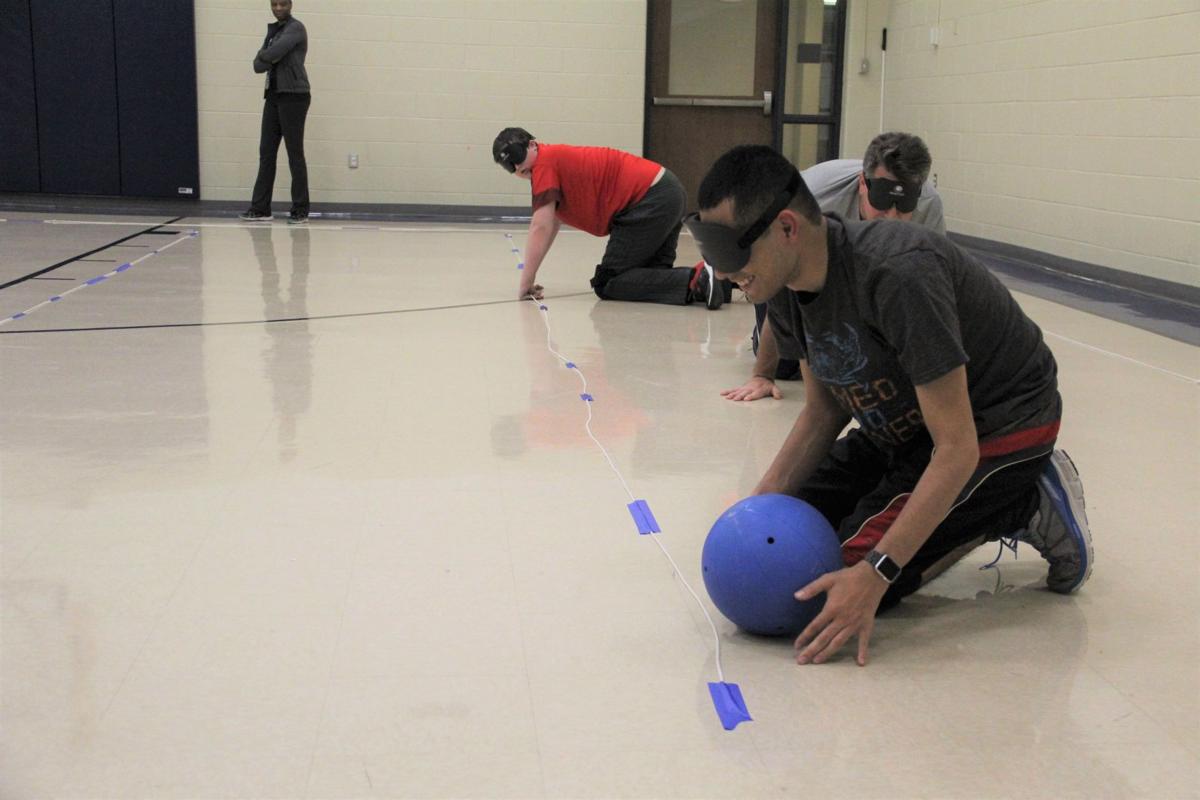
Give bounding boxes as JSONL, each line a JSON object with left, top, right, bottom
{"left": 879, "top": 558, "right": 900, "bottom": 581}
{"left": 869, "top": 551, "right": 901, "bottom": 583}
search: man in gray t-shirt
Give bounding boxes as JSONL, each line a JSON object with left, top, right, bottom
{"left": 723, "top": 132, "right": 944, "bottom": 402}
{"left": 797, "top": 157, "right": 944, "bottom": 233}
{"left": 687, "top": 145, "right": 1093, "bottom": 664}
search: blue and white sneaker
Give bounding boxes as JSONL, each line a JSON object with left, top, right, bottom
{"left": 1025, "top": 450, "right": 1094, "bottom": 593}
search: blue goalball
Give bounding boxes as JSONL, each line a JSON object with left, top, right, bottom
{"left": 702, "top": 494, "right": 843, "bottom": 636}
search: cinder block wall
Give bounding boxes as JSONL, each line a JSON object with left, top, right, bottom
{"left": 198, "top": 1, "right": 1199, "bottom": 287}
{"left": 840, "top": 0, "right": 1199, "bottom": 287}
{"left": 194, "top": 0, "right": 646, "bottom": 207}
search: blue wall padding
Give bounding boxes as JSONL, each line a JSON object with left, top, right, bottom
{"left": 30, "top": 0, "right": 120, "bottom": 194}
{"left": 0, "top": 0, "right": 41, "bottom": 191}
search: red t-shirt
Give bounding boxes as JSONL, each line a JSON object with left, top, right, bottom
{"left": 530, "top": 143, "right": 662, "bottom": 236}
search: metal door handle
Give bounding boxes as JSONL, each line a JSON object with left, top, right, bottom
{"left": 653, "top": 90, "right": 772, "bottom": 116}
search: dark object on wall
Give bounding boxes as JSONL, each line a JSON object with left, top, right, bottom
{"left": 0, "top": 0, "right": 41, "bottom": 192}
{"left": 0, "top": 0, "right": 199, "bottom": 198}
{"left": 30, "top": 0, "right": 122, "bottom": 195}
{"left": 114, "top": 0, "right": 200, "bottom": 198}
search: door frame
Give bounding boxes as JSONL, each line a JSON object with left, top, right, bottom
{"left": 643, "top": 0, "right": 847, "bottom": 161}
{"left": 775, "top": 0, "right": 848, "bottom": 158}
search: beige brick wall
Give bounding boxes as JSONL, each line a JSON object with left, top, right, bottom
{"left": 195, "top": 0, "right": 646, "bottom": 207}
{"left": 840, "top": 0, "right": 1199, "bottom": 287}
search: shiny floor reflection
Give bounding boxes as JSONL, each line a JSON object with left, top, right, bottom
{"left": 2, "top": 214, "right": 1197, "bottom": 799}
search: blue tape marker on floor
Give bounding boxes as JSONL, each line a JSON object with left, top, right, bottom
{"left": 85, "top": 276, "right": 108, "bottom": 285}
{"left": 115, "top": 263, "right": 132, "bottom": 272}
{"left": 50, "top": 296, "right": 62, "bottom": 302}
{"left": 708, "top": 682, "right": 752, "bottom": 730}
{"left": 579, "top": 393, "right": 593, "bottom": 402}
{"left": 627, "top": 499, "right": 661, "bottom": 535}
{"left": 11, "top": 313, "right": 25, "bottom": 320}
{"left": 517, "top": 262, "right": 525, "bottom": 270}
{"left": 565, "top": 362, "right": 576, "bottom": 369}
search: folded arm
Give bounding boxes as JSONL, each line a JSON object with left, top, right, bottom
{"left": 254, "top": 22, "right": 304, "bottom": 70}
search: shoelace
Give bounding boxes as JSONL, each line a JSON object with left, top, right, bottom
{"left": 980, "top": 532, "right": 1022, "bottom": 570}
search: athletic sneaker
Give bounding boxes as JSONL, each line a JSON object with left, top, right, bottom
{"left": 1022, "top": 449, "right": 1094, "bottom": 593}
{"left": 689, "top": 262, "right": 724, "bottom": 310}
{"left": 287, "top": 213, "right": 308, "bottom": 225}
{"left": 238, "top": 210, "right": 273, "bottom": 221}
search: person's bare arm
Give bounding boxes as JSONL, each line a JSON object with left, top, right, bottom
{"left": 754, "top": 359, "right": 849, "bottom": 494}
{"left": 793, "top": 365, "right": 980, "bottom": 666}
{"left": 519, "top": 203, "right": 560, "bottom": 299}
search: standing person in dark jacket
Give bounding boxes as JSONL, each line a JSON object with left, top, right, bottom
{"left": 240, "top": 0, "right": 311, "bottom": 224}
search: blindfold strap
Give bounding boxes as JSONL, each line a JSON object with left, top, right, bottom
{"left": 735, "top": 169, "right": 801, "bottom": 250}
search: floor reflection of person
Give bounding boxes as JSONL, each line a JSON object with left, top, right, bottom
{"left": 490, "top": 302, "right": 648, "bottom": 459}
{"left": 251, "top": 226, "right": 312, "bottom": 461}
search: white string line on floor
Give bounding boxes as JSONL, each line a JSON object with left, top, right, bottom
{"left": 509, "top": 235, "right": 728, "bottom": 685}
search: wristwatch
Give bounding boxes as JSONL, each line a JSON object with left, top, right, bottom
{"left": 864, "top": 550, "right": 902, "bottom": 584}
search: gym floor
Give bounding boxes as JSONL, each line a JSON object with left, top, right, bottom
{"left": 2, "top": 212, "right": 1197, "bottom": 798}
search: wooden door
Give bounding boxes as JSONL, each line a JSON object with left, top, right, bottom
{"left": 645, "top": 0, "right": 780, "bottom": 208}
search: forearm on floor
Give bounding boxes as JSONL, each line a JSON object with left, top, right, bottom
{"left": 753, "top": 320, "right": 782, "bottom": 380}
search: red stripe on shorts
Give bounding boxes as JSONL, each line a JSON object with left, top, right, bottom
{"left": 978, "top": 420, "right": 1060, "bottom": 458}
{"left": 841, "top": 494, "right": 910, "bottom": 566}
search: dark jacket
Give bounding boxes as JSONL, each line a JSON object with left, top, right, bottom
{"left": 253, "top": 17, "right": 310, "bottom": 94}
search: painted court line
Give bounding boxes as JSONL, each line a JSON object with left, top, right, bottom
{"left": 1043, "top": 330, "right": 1199, "bottom": 384}
{"left": 0, "top": 230, "right": 198, "bottom": 327}
{"left": 30, "top": 218, "right": 591, "bottom": 235}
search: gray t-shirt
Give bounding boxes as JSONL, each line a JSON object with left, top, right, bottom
{"left": 768, "top": 216, "right": 1060, "bottom": 450}
{"left": 801, "top": 158, "right": 945, "bottom": 234}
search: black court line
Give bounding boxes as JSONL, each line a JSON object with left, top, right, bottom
{"left": 0, "top": 216, "right": 183, "bottom": 291}
{"left": 32, "top": 277, "right": 76, "bottom": 281}
{"left": 0, "top": 293, "right": 595, "bottom": 335}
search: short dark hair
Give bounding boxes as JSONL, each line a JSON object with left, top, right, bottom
{"left": 698, "top": 145, "right": 822, "bottom": 226}
{"left": 492, "top": 127, "right": 535, "bottom": 165}
{"left": 862, "top": 132, "right": 932, "bottom": 185}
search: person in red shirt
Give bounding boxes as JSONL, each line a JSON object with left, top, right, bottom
{"left": 493, "top": 127, "right": 726, "bottom": 309}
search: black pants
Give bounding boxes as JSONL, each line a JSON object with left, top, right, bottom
{"left": 590, "top": 170, "right": 695, "bottom": 305}
{"left": 793, "top": 425, "right": 1057, "bottom": 607}
{"left": 250, "top": 91, "right": 310, "bottom": 216}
